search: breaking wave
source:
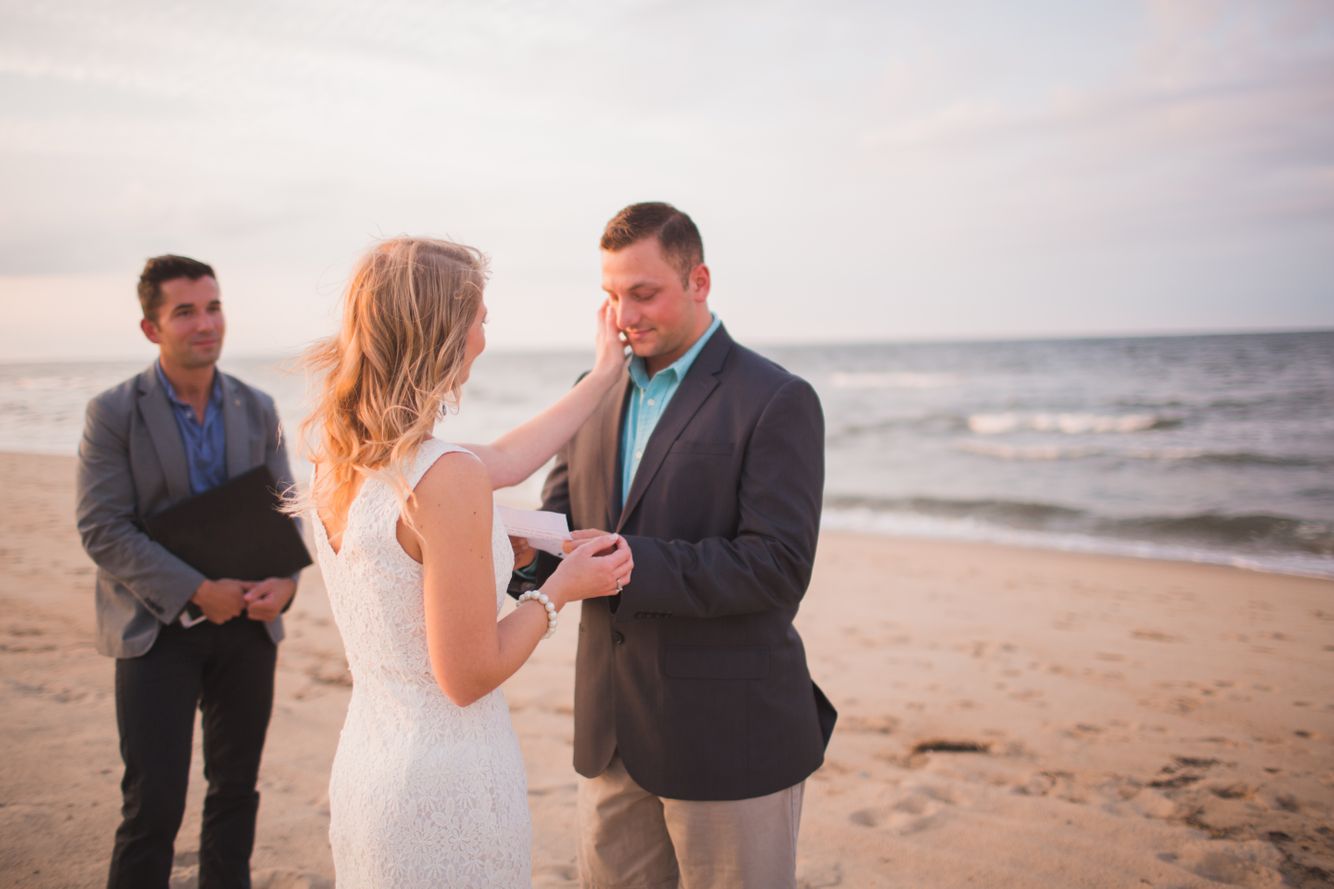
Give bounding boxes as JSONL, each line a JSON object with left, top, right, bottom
{"left": 823, "top": 494, "right": 1334, "bottom": 560}
{"left": 954, "top": 441, "right": 1331, "bottom": 468}
{"left": 966, "top": 411, "right": 1181, "bottom": 435}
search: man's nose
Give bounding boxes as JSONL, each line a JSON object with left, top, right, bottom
{"left": 615, "top": 302, "right": 636, "bottom": 329}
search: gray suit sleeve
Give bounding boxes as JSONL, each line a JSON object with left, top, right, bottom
{"left": 262, "top": 397, "right": 304, "bottom": 605}
{"left": 75, "top": 396, "right": 205, "bottom": 623}
{"left": 619, "top": 377, "right": 825, "bottom": 620}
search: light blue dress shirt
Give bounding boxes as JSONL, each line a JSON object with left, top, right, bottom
{"left": 156, "top": 362, "right": 227, "bottom": 495}
{"left": 621, "top": 314, "right": 722, "bottom": 504}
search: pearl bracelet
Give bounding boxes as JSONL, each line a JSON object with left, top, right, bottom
{"left": 516, "top": 590, "right": 558, "bottom": 639}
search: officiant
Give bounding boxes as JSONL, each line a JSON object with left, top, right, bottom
{"left": 75, "top": 254, "right": 301, "bottom": 889}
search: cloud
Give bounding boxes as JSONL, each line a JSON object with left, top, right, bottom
{"left": 1, "top": 0, "right": 1331, "bottom": 354}
{"left": 851, "top": 1, "right": 1334, "bottom": 249}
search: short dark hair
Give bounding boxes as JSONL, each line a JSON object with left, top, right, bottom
{"left": 138, "top": 254, "right": 216, "bottom": 321}
{"left": 600, "top": 202, "right": 704, "bottom": 286}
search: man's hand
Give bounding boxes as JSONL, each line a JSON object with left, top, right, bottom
{"left": 509, "top": 535, "right": 537, "bottom": 571}
{"left": 191, "top": 578, "right": 248, "bottom": 624}
{"left": 563, "top": 528, "right": 620, "bottom": 557}
{"left": 243, "top": 577, "right": 297, "bottom": 622}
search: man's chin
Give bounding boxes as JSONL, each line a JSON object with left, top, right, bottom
{"left": 183, "top": 349, "right": 222, "bottom": 368}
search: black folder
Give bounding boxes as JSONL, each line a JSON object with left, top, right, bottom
{"left": 145, "top": 465, "right": 312, "bottom": 583}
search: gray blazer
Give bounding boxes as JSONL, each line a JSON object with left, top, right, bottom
{"left": 76, "top": 364, "right": 298, "bottom": 658}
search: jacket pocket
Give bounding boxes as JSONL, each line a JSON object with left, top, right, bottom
{"left": 663, "top": 644, "right": 769, "bottom": 680}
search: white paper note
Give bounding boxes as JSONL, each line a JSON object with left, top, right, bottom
{"left": 496, "top": 505, "right": 572, "bottom": 558}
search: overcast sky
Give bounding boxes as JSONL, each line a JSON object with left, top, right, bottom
{"left": 2, "top": 0, "right": 1331, "bottom": 360}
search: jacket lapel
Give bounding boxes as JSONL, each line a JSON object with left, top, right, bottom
{"left": 600, "top": 375, "right": 631, "bottom": 530}
{"left": 136, "top": 365, "right": 192, "bottom": 503}
{"left": 219, "top": 371, "right": 252, "bottom": 479}
{"left": 616, "top": 327, "right": 731, "bottom": 531}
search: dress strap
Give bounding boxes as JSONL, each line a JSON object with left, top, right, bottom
{"left": 405, "top": 438, "right": 474, "bottom": 490}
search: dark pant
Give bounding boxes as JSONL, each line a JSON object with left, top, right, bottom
{"left": 107, "top": 618, "right": 277, "bottom": 889}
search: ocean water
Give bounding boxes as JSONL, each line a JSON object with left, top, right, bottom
{"left": 3, "top": 330, "right": 1331, "bottom": 578}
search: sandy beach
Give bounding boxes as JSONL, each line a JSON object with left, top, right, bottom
{"left": 2, "top": 450, "right": 1331, "bottom": 889}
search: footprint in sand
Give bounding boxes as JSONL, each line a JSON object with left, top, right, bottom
{"left": 1209, "top": 783, "right": 1253, "bottom": 800}
{"left": 1132, "top": 629, "right": 1182, "bottom": 643}
{"left": 848, "top": 786, "right": 957, "bottom": 834}
{"left": 1273, "top": 793, "right": 1300, "bottom": 812}
{"left": 0, "top": 641, "right": 57, "bottom": 653}
{"left": 1168, "top": 696, "right": 1201, "bottom": 714}
{"left": 1147, "top": 755, "right": 1220, "bottom": 790}
{"left": 841, "top": 714, "right": 899, "bottom": 735}
{"left": 1163, "top": 839, "right": 1284, "bottom": 889}
{"left": 848, "top": 807, "right": 886, "bottom": 827}
{"left": 1064, "top": 723, "right": 1103, "bottom": 740}
{"left": 1013, "top": 770, "right": 1086, "bottom": 803}
{"left": 306, "top": 665, "right": 352, "bottom": 687}
{"left": 898, "top": 740, "right": 991, "bottom": 770}
{"left": 911, "top": 739, "right": 990, "bottom": 756}
{"left": 6, "top": 625, "right": 45, "bottom": 637}
{"left": 798, "top": 862, "right": 844, "bottom": 888}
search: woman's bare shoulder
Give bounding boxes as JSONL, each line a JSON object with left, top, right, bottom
{"left": 411, "top": 449, "right": 491, "bottom": 525}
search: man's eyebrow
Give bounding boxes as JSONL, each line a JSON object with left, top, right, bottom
{"left": 603, "top": 277, "right": 660, "bottom": 295}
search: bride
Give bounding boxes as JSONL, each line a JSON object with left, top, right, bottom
{"left": 296, "top": 237, "right": 633, "bottom": 887}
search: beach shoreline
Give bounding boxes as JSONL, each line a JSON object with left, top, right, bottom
{"left": 5, "top": 436, "right": 1326, "bottom": 584}
{"left": 2, "top": 451, "right": 1331, "bottom": 888}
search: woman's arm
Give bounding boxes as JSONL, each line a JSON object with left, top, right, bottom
{"left": 465, "top": 301, "right": 625, "bottom": 489}
{"left": 411, "top": 451, "right": 631, "bottom": 707}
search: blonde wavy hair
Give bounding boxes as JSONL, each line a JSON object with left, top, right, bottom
{"left": 293, "top": 237, "right": 488, "bottom": 528}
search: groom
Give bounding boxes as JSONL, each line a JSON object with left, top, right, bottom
{"left": 513, "top": 202, "right": 835, "bottom": 888}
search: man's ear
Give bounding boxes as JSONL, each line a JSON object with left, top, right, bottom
{"left": 140, "top": 317, "right": 162, "bottom": 345}
{"left": 690, "top": 263, "right": 711, "bottom": 302}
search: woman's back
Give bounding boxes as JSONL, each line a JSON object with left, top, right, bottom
{"left": 310, "top": 438, "right": 529, "bottom": 888}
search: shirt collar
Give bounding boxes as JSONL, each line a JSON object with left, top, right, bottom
{"left": 628, "top": 314, "right": 722, "bottom": 389}
{"left": 155, "top": 360, "right": 222, "bottom": 411}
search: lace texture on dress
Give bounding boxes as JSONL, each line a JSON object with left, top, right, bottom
{"left": 311, "top": 438, "right": 528, "bottom": 888}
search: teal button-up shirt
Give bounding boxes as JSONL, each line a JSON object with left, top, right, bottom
{"left": 621, "top": 314, "right": 722, "bottom": 504}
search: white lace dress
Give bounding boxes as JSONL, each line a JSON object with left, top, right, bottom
{"left": 311, "top": 439, "right": 530, "bottom": 888}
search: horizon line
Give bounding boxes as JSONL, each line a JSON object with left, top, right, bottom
{"left": 2, "top": 324, "right": 1332, "bottom": 366}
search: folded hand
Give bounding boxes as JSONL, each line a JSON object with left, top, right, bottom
{"left": 244, "top": 577, "right": 296, "bottom": 622}
{"left": 191, "top": 578, "right": 247, "bottom": 624}
{"left": 550, "top": 532, "right": 634, "bottom": 603}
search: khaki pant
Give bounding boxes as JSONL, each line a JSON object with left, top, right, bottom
{"left": 577, "top": 755, "right": 804, "bottom": 889}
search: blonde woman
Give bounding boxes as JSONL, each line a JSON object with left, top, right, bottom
{"left": 299, "top": 238, "right": 632, "bottom": 887}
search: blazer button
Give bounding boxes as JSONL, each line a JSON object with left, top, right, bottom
{"left": 612, "top": 631, "right": 626, "bottom": 645}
